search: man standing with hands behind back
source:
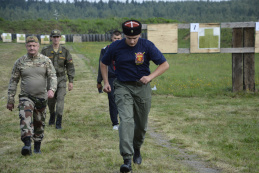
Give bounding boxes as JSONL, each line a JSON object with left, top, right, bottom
{"left": 7, "top": 36, "right": 57, "bottom": 155}
{"left": 100, "top": 20, "right": 169, "bottom": 172}
{"left": 41, "top": 29, "right": 75, "bottom": 129}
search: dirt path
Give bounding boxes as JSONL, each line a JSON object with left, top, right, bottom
{"left": 74, "top": 52, "right": 221, "bottom": 173}
{"left": 148, "top": 122, "right": 221, "bottom": 173}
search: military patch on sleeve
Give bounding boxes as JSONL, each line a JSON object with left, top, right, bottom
{"left": 68, "top": 59, "right": 73, "bottom": 63}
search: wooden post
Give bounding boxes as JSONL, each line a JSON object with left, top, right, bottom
{"left": 243, "top": 28, "right": 255, "bottom": 91}
{"left": 232, "top": 28, "right": 243, "bottom": 92}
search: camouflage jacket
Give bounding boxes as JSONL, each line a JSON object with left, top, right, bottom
{"left": 41, "top": 45, "right": 75, "bottom": 84}
{"left": 7, "top": 53, "right": 57, "bottom": 104}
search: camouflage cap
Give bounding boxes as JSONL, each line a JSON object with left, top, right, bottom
{"left": 26, "top": 36, "right": 39, "bottom": 43}
{"left": 51, "top": 29, "right": 61, "bottom": 37}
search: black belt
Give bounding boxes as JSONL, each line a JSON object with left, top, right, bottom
{"left": 56, "top": 72, "right": 65, "bottom": 77}
{"left": 19, "top": 94, "right": 47, "bottom": 110}
{"left": 119, "top": 80, "right": 144, "bottom": 86}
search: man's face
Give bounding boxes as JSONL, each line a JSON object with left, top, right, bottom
{"left": 51, "top": 36, "right": 61, "bottom": 45}
{"left": 125, "top": 34, "right": 140, "bottom": 47}
{"left": 111, "top": 35, "right": 122, "bottom": 42}
{"left": 26, "top": 42, "right": 39, "bottom": 56}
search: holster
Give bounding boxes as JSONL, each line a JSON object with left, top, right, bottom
{"left": 19, "top": 93, "right": 47, "bottom": 110}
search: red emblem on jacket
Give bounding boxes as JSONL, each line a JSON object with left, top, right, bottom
{"left": 135, "top": 52, "right": 145, "bottom": 65}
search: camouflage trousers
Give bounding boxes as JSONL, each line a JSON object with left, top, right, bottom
{"left": 18, "top": 96, "right": 47, "bottom": 142}
{"left": 48, "top": 86, "right": 66, "bottom": 118}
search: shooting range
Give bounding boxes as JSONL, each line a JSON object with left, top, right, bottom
{"left": 60, "top": 35, "right": 66, "bottom": 44}
{"left": 147, "top": 23, "right": 178, "bottom": 53}
{"left": 1, "top": 33, "right": 12, "bottom": 42}
{"left": 16, "top": 34, "right": 26, "bottom": 43}
{"left": 190, "top": 23, "right": 220, "bottom": 53}
{"left": 73, "top": 36, "right": 82, "bottom": 43}
{"left": 41, "top": 35, "right": 50, "bottom": 44}
{"left": 255, "top": 22, "right": 259, "bottom": 53}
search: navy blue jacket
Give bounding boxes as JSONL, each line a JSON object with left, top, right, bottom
{"left": 97, "top": 45, "right": 116, "bottom": 83}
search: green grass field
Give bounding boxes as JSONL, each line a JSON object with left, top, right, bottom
{"left": 0, "top": 42, "right": 258, "bottom": 173}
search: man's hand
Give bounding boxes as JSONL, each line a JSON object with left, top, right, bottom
{"left": 68, "top": 83, "right": 73, "bottom": 91}
{"left": 97, "top": 83, "right": 103, "bottom": 93}
{"left": 7, "top": 103, "right": 14, "bottom": 111}
{"left": 103, "top": 83, "right": 111, "bottom": 93}
{"left": 48, "top": 90, "right": 55, "bottom": 98}
{"left": 97, "top": 83, "right": 103, "bottom": 90}
{"left": 139, "top": 76, "right": 152, "bottom": 84}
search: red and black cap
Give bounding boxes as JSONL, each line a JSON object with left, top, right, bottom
{"left": 122, "top": 20, "right": 142, "bottom": 36}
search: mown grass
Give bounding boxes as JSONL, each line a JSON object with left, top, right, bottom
{"left": 0, "top": 42, "right": 192, "bottom": 173}
{"left": 0, "top": 42, "right": 258, "bottom": 173}
{"left": 69, "top": 42, "right": 259, "bottom": 172}
{"left": 150, "top": 95, "right": 259, "bottom": 172}
{"left": 68, "top": 41, "right": 259, "bottom": 97}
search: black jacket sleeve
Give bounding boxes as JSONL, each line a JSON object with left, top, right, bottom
{"left": 97, "top": 48, "right": 106, "bottom": 83}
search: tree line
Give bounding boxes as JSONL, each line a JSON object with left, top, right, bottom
{"left": 0, "top": 0, "right": 258, "bottom": 23}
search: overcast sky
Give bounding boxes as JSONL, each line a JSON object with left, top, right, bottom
{"left": 49, "top": 0, "right": 225, "bottom": 3}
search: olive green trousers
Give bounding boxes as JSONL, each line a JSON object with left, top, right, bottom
{"left": 114, "top": 79, "right": 151, "bottom": 160}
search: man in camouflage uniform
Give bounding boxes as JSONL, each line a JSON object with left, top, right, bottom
{"left": 7, "top": 36, "right": 57, "bottom": 156}
{"left": 41, "top": 29, "right": 75, "bottom": 129}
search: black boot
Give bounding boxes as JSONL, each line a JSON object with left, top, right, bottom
{"left": 34, "top": 141, "right": 41, "bottom": 154}
{"left": 49, "top": 112, "right": 56, "bottom": 125}
{"left": 56, "top": 116, "right": 62, "bottom": 129}
{"left": 21, "top": 136, "right": 31, "bottom": 156}
{"left": 133, "top": 148, "right": 142, "bottom": 164}
{"left": 120, "top": 159, "right": 132, "bottom": 173}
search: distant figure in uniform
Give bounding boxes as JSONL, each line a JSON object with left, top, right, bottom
{"left": 100, "top": 20, "right": 169, "bottom": 172}
{"left": 97, "top": 30, "right": 122, "bottom": 130}
{"left": 7, "top": 36, "right": 57, "bottom": 156}
{"left": 41, "top": 29, "right": 75, "bottom": 129}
